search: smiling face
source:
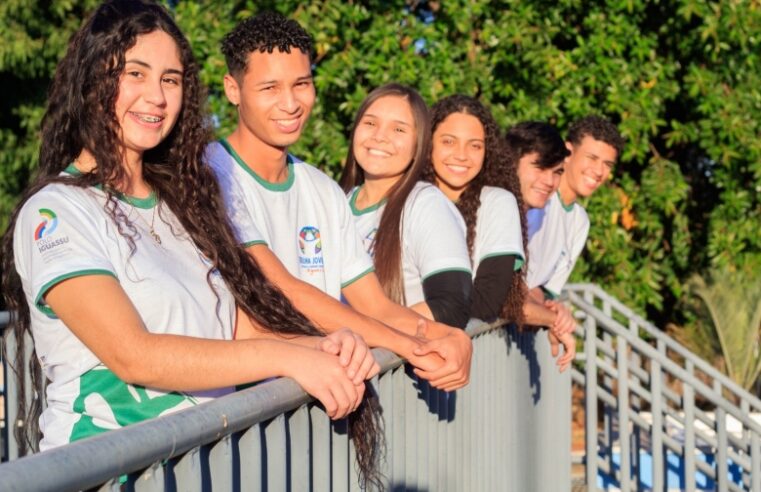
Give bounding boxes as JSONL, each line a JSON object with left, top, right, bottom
{"left": 563, "top": 135, "right": 618, "bottom": 199}
{"left": 223, "top": 48, "right": 315, "bottom": 154}
{"left": 431, "top": 112, "right": 485, "bottom": 201}
{"left": 352, "top": 95, "right": 417, "bottom": 185}
{"left": 114, "top": 30, "right": 184, "bottom": 164}
{"left": 516, "top": 152, "right": 564, "bottom": 209}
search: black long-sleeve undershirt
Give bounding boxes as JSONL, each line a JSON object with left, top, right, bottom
{"left": 421, "top": 270, "right": 472, "bottom": 329}
{"left": 470, "top": 255, "right": 516, "bottom": 322}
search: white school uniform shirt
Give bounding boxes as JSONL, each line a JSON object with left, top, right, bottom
{"left": 347, "top": 181, "right": 471, "bottom": 306}
{"left": 472, "top": 186, "right": 525, "bottom": 275}
{"left": 14, "top": 171, "right": 244, "bottom": 450}
{"left": 207, "top": 140, "right": 374, "bottom": 300}
{"left": 525, "top": 191, "right": 590, "bottom": 298}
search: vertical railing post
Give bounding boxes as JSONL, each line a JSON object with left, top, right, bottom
{"left": 584, "top": 290, "right": 599, "bottom": 488}
{"left": 651, "top": 339, "right": 664, "bottom": 492}
{"left": 601, "top": 297, "right": 615, "bottom": 482}
{"left": 629, "top": 318, "right": 642, "bottom": 485}
{"left": 713, "top": 380, "right": 728, "bottom": 492}
{"left": 4, "top": 329, "right": 19, "bottom": 461}
{"left": 684, "top": 360, "right": 696, "bottom": 492}
{"left": 752, "top": 431, "right": 761, "bottom": 492}
{"left": 617, "top": 335, "right": 631, "bottom": 491}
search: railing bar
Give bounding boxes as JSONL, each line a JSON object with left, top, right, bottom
{"left": 428, "top": 382, "right": 439, "bottom": 491}
{"left": 172, "top": 447, "right": 202, "bottom": 492}
{"left": 684, "top": 359, "right": 696, "bottom": 492}
{"left": 651, "top": 351, "right": 664, "bottom": 492}
{"left": 349, "top": 422, "right": 360, "bottom": 492}
{"left": 752, "top": 432, "right": 761, "bottom": 492}
{"left": 584, "top": 289, "right": 598, "bottom": 489}
{"left": 617, "top": 336, "right": 631, "bottom": 491}
{"left": 571, "top": 368, "right": 585, "bottom": 386}
{"left": 97, "top": 477, "right": 120, "bottom": 492}
{"left": 266, "top": 415, "right": 288, "bottom": 491}
{"left": 391, "top": 367, "right": 406, "bottom": 486}
{"left": 568, "top": 293, "right": 761, "bottom": 432}
{"left": 133, "top": 462, "right": 165, "bottom": 492}
{"left": 310, "top": 405, "right": 330, "bottom": 491}
{"left": 378, "top": 367, "right": 394, "bottom": 489}
{"left": 403, "top": 366, "right": 417, "bottom": 489}
{"left": 716, "top": 383, "right": 731, "bottom": 492}
{"left": 289, "top": 406, "right": 310, "bottom": 492}
{"left": 416, "top": 377, "right": 429, "bottom": 490}
{"left": 694, "top": 454, "right": 718, "bottom": 480}
{"left": 330, "top": 418, "right": 349, "bottom": 491}
{"left": 208, "top": 435, "right": 233, "bottom": 492}
{"left": 568, "top": 284, "right": 761, "bottom": 412}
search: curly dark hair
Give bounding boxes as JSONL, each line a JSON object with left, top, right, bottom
{"left": 503, "top": 121, "right": 570, "bottom": 171}
{"left": 0, "top": 1, "right": 382, "bottom": 485}
{"left": 422, "top": 95, "right": 527, "bottom": 325}
{"left": 221, "top": 11, "right": 313, "bottom": 79}
{"left": 339, "top": 83, "right": 431, "bottom": 305}
{"left": 566, "top": 115, "right": 624, "bottom": 159}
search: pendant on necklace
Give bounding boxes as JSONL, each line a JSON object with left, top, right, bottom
{"left": 149, "top": 228, "right": 162, "bottom": 245}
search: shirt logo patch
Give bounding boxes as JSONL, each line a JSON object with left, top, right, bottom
{"left": 298, "top": 225, "right": 324, "bottom": 274}
{"left": 363, "top": 228, "right": 377, "bottom": 256}
{"left": 34, "top": 208, "right": 58, "bottom": 239}
{"left": 34, "top": 208, "right": 70, "bottom": 257}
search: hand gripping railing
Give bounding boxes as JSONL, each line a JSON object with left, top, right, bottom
{"left": 566, "top": 283, "right": 761, "bottom": 491}
{"left": 0, "top": 319, "right": 571, "bottom": 491}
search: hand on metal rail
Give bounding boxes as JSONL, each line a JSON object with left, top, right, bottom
{"left": 547, "top": 330, "right": 576, "bottom": 372}
{"left": 289, "top": 349, "right": 366, "bottom": 419}
{"left": 411, "top": 320, "right": 473, "bottom": 391}
{"left": 545, "top": 300, "right": 577, "bottom": 337}
{"left": 318, "top": 328, "right": 381, "bottom": 384}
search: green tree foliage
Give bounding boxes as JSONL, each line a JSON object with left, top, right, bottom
{"left": 671, "top": 267, "right": 761, "bottom": 390}
{"left": 1, "top": 0, "right": 759, "bottom": 329}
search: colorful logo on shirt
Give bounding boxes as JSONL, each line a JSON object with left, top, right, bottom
{"left": 34, "top": 208, "right": 58, "bottom": 240}
{"left": 297, "top": 225, "right": 324, "bottom": 275}
{"left": 298, "top": 226, "right": 322, "bottom": 254}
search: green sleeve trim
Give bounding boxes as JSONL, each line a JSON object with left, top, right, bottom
{"left": 479, "top": 251, "right": 525, "bottom": 271}
{"left": 35, "top": 269, "right": 117, "bottom": 317}
{"left": 220, "top": 138, "right": 295, "bottom": 192}
{"left": 242, "top": 239, "right": 268, "bottom": 248}
{"left": 340, "top": 266, "right": 375, "bottom": 289}
{"left": 422, "top": 267, "right": 472, "bottom": 281}
{"left": 541, "top": 286, "right": 560, "bottom": 300}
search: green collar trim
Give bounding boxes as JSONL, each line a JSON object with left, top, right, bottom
{"left": 557, "top": 190, "right": 575, "bottom": 212}
{"left": 64, "top": 164, "right": 157, "bottom": 209}
{"left": 220, "top": 138, "right": 295, "bottom": 192}
{"left": 349, "top": 186, "right": 387, "bottom": 216}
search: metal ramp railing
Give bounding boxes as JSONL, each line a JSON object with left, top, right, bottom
{"left": 566, "top": 283, "right": 761, "bottom": 491}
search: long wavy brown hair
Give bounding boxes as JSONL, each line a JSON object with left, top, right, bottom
{"left": 339, "top": 83, "right": 431, "bottom": 305}
{"left": 0, "top": 1, "right": 382, "bottom": 485}
{"left": 423, "top": 95, "right": 527, "bottom": 324}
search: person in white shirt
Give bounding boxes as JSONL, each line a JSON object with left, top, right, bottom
{"left": 1, "top": 2, "right": 380, "bottom": 480}
{"left": 425, "top": 95, "right": 526, "bottom": 326}
{"left": 339, "top": 84, "right": 472, "bottom": 329}
{"left": 208, "top": 12, "right": 472, "bottom": 391}
{"left": 504, "top": 122, "right": 577, "bottom": 366}
{"left": 527, "top": 115, "right": 623, "bottom": 300}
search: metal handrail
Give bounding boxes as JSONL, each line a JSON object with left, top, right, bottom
{"left": 569, "top": 291, "right": 761, "bottom": 434}
{"left": 1, "top": 318, "right": 572, "bottom": 491}
{"left": 566, "top": 283, "right": 761, "bottom": 491}
{"left": 566, "top": 283, "right": 761, "bottom": 411}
